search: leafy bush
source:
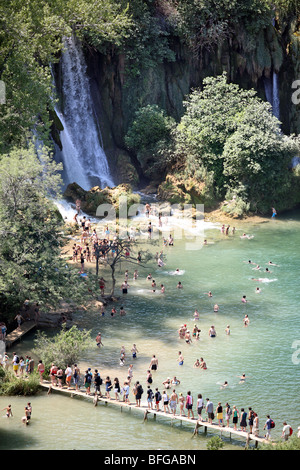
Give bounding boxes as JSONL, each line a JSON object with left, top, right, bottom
{"left": 173, "top": 72, "right": 298, "bottom": 214}
{"left": 33, "top": 325, "right": 94, "bottom": 369}
{"left": 0, "top": 368, "right": 40, "bottom": 396}
{"left": 125, "top": 104, "right": 175, "bottom": 180}
{"left": 206, "top": 435, "right": 225, "bottom": 451}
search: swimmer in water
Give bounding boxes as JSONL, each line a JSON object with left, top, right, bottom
{"left": 255, "top": 287, "right": 261, "bottom": 294}
{"left": 238, "top": 373, "right": 250, "bottom": 384}
{"left": 252, "top": 265, "right": 261, "bottom": 271}
{"left": 209, "top": 326, "right": 216, "bottom": 337}
{"left": 194, "top": 309, "right": 199, "bottom": 320}
{"left": 243, "top": 314, "right": 250, "bottom": 327}
{"left": 200, "top": 358, "right": 207, "bottom": 369}
{"left": 242, "top": 295, "right": 248, "bottom": 303}
{"left": 244, "top": 260, "right": 257, "bottom": 265}
{"left": 205, "top": 291, "right": 213, "bottom": 297}
{"left": 213, "top": 304, "right": 219, "bottom": 312}
{"left": 161, "top": 284, "right": 165, "bottom": 293}
{"left": 220, "top": 381, "right": 228, "bottom": 390}
{"left": 177, "top": 281, "right": 183, "bottom": 289}
{"left": 267, "top": 261, "right": 279, "bottom": 267}
{"left": 194, "top": 359, "right": 201, "bottom": 368}
{"left": 225, "top": 325, "right": 230, "bottom": 335}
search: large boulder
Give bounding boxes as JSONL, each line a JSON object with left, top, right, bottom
{"left": 64, "top": 182, "right": 141, "bottom": 217}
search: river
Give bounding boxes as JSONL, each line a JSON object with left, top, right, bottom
{"left": 1, "top": 208, "right": 300, "bottom": 450}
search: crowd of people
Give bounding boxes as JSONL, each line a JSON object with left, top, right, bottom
{"left": 1, "top": 203, "right": 298, "bottom": 446}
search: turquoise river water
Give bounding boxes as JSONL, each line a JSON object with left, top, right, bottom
{"left": 1, "top": 208, "right": 300, "bottom": 450}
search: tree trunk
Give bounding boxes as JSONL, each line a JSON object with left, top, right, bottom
{"left": 110, "top": 264, "right": 116, "bottom": 297}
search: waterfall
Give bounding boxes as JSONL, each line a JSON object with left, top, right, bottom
{"left": 55, "top": 36, "right": 114, "bottom": 190}
{"left": 272, "top": 72, "right": 280, "bottom": 120}
{"left": 263, "top": 71, "right": 280, "bottom": 121}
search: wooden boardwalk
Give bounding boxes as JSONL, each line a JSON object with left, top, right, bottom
{"left": 40, "top": 382, "right": 268, "bottom": 449}
{"left": 5, "top": 320, "right": 37, "bottom": 349}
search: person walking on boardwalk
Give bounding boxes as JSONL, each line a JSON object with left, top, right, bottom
{"left": 225, "top": 403, "right": 232, "bottom": 427}
{"left": 282, "top": 421, "right": 293, "bottom": 441}
{"left": 155, "top": 388, "right": 162, "bottom": 411}
{"left": 147, "top": 386, "right": 154, "bottom": 409}
{"left": 94, "top": 369, "right": 102, "bottom": 396}
{"left": 134, "top": 381, "right": 143, "bottom": 407}
{"left": 65, "top": 364, "right": 72, "bottom": 389}
{"left": 162, "top": 391, "right": 170, "bottom": 413}
{"left": 170, "top": 389, "right": 178, "bottom": 416}
{"left": 216, "top": 402, "right": 224, "bottom": 427}
{"left": 84, "top": 370, "right": 92, "bottom": 394}
{"left": 50, "top": 363, "right": 58, "bottom": 387}
{"left": 197, "top": 394, "right": 204, "bottom": 421}
{"left": 12, "top": 352, "right": 19, "bottom": 376}
{"left": 252, "top": 412, "right": 259, "bottom": 437}
{"left": 73, "top": 364, "right": 81, "bottom": 391}
{"left": 185, "top": 391, "right": 194, "bottom": 419}
{"left": 37, "top": 360, "right": 45, "bottom": 384}
{"left": 232, "top": 406, "right": 239, "bottom": 430}
{"left": 240, "top": 408, "right": 247, "bottom": 432}
{"left": 263, "top": 415, "right": 273, "bottom": 440}
{"left": 206, "top": 398, "right": 214, "bottom": 424}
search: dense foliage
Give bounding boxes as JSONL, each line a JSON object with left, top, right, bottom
{"left": 0, "top": 144, "right": 93, "bottom": 320}
{"left": 172, "top": 73, "right": 299, "bottom": 214}
{"left": 0, "top": 0, "right": 132, "bottom": 152}
{"left": 125, "top": 104, "right": 175, "bottom": 179}
{"left": 33, "top": 325, "right": 94, "bottom": 369}
{"left": 0, "top": 367, "right": 40, "bottom": 396}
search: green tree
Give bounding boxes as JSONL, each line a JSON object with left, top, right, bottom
{"left": 222, "top": 101, "right": 296, "bottom": 213}
{"left": 0, "top": 0, "right": 132, "bottom": 152}
{"left": 173, "top": 73, "right": 297, "bottom": 214}
{"left": 125, "top": 104, "right": 175, "bottom": 180}
{"left": 0, "top": 144, "right": 92, "bottom": 320}
{"left": 33, "top": 325, "right": 94, "bottom": 369}
{"left": 175, "top": 73, "right": 258, "bottom": 195}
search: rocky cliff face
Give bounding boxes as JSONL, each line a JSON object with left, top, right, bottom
{"left": 53, "top": 15, "right": 300, "bottom": 189}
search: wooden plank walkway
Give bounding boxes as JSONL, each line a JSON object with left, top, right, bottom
{"left": 5, "top": 320, "right": 37, "bottom": 349}
{"left": 40, "top": 382, "right": 268, "bottom": 449}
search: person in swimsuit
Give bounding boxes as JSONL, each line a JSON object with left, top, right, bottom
{"left": 177, "top": 351, "right": 184, "bottom": 365}
{"left": 149, "top": 355, "right": 158, "bottom": 371}
{"left": 169, "top": 390, "right": 178, "bottom": 416}
{"left": 200, "top": 358, "right": 207, "bottom": 369}
{"left": 194, "top": 359, "right": 201, "bottom": 368}
{"left": 2, "top": 405, "right": 13, "bottom": 418}
{"left": 131, "top": 344, "right": 138, "bottom": 359}
{"left": 185, "top": 391, "right": 194, "bottom": 419}
{"left": 162, "top": 391, "right": 170, "bottom": 413}
{"left": 37, "top": 360, "right": 45, "bottom": 383}
{"left": 209, "top": 326, "right": 217, "bottom": 337}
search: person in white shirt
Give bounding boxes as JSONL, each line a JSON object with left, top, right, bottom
{"left": 281, "top": 422, "right": 292, "bottom": 441}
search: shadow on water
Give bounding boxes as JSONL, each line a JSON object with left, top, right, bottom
{"left": 0, "top": 428, "right": 38, "bottom": 450}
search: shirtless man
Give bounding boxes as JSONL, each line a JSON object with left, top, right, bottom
{"left": 177, "top": 351, "right": 184, "bottom": 365}
{"left": 162, "top": 377, "right": 171, "bottom": 389}
{"left": 96, "top": 333, "right": 103, "bottom": 348}
{"left": 169, "top": 389, "right": 178, "bottom": 416}
{"left": 184, "top": 331, "right": 192, "bottom": 344}
{"left": 149, "top": 355, "right": 158, "bottom": 371}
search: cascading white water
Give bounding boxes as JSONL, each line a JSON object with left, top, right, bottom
{"left": 263, "top": 71, "right": 280, "bottom": 121}
{"left": 56, "top": 36, "right": 114, "bottom": 190}
{"left": 272, "top": 71, "right": 280, "bottom": 120}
